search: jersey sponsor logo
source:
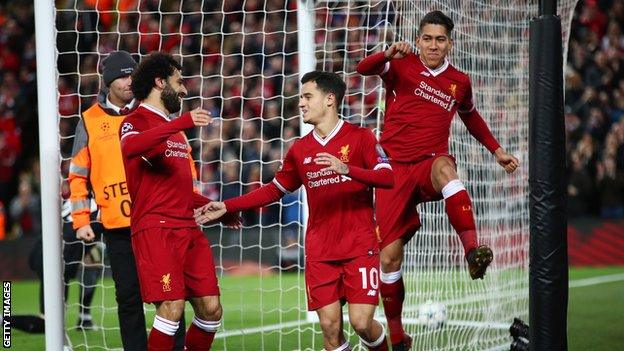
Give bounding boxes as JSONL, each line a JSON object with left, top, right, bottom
{"left": 414, "top": 81, "right": 456, "bottom": 111}
{"left": 161, "top": 273, "right": 172, "bottom": 292}
{"left": 339, "top": 144, "right": 350, "bottom": 162}
{"left": 120, "top": 122, "right": 133, "bottom": 135}
{"left": 306, "top": 168, "right": 352, "bottom": 188}
{"left": 164, "top": 139, "right": 189, "bottom": 159}
{"left": 166, "top": 140, "right": 188, "bottom": 150}
{"left": 375, "top": 144, "right": 389, "bottom": 163}
{"left": 164, "top": 149, "right": 189, "bottom": 158}
{"left": 303, "top": 157, "right": 312, "bottom": 164}
{"left": 306, "top": 169, "right": 334, "bottom": 180}
{"left": 308, "top": 175, "right": 343, "bottom": 188}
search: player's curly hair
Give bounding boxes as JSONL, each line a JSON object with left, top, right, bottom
{"left": 419, "top": 10, "right": 455, "bottom": 37}
{"left": 300, "top": 71, "right": 346, "bottom": 112}
{"left": 130, "top": 52, "right": 182, "bottom": 101}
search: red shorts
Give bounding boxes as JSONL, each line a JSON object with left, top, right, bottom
{"left": 131, "top": 227, "right": 220, "bottom": 303}
{"left": 305, "top": 253, "right": 380, "bottom": 311}
{"left": 375, "top": 154, "right": 456, "bottom": 249}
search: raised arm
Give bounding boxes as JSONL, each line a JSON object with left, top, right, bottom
{"left": 120, "top": 112, "right": 193, "bottom": 158}
{"left": 120, "top": 109, "right": 211, "bottom": 159}
{"left": 357, "top": 52, "right": 389, "bottom": 76}
{"left": 356, "top": 42, "right": 412, "bottom": 76}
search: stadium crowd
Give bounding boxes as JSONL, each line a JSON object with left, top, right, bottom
{"left": 565, "top": 0, "right": 624, "bottom": 218}
{"left": 0, "top": 0, "right": 623, "bottom": 239}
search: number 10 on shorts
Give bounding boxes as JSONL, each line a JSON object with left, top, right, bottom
{"left": 359, "top": 267, "right": 379, "bottom": 290}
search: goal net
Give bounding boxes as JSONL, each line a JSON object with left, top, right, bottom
{"left": 50, "top": 0, "right": 578, "bottom": 350}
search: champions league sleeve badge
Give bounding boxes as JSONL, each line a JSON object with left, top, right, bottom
{"left": 121, "top": 122, "right": 134, "bottom": 135}
{"left": 375, "top": 144, "right": 389, "bottom": 163}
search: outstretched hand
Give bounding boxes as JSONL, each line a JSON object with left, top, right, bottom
{"left": 385, "top": 41, "right": 412, "bottom": 60}
{"left": 194, "top": 201, "right": 242, "bottom": 229}
{"left": 189, "top": 108, "right": 213, "bottom": 127}
{"left": 194, "top": 201, "right": 226, "bottom": 224}
{"left": 314, "top": 152, "right": 349, "bottom": 174}
{"left": 494, "top": 148, "right": 519, "bottom": 174}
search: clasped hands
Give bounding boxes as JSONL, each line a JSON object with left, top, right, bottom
{"left": 194, "top": 201, "right": 242, "bottom": 229}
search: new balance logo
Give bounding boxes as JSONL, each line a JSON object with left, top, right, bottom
{"left": 303, "top": 157, "right": 312, "bottom": 164}
{"left": 367, "top": 290, "right": 377, "bottom": 296}
{"left": 340, "top": 175, "right": 352, "bottom": 182}
{"left": 420, "top": 71, "right": 431, "bottom": 76}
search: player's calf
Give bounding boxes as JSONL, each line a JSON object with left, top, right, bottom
{"left": 356, "top": 320, "right": 388, "bottom": 351}
{"left": 149, "top": 315, "right": 179, "bottom": 351}
{"left": 185, "top": 316, "right": 220, "bottom": 351}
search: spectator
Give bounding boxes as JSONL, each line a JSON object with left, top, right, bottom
{"left": 568, "top": 152, "right": 597, "bottom": 216}
{"left": 596, "top": 156, "right": 624, "bottom": 219}
{"left": 9, "top": 174, "right": 41, "bottom": 238}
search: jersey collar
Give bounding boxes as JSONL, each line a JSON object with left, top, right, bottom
{"left": 313, "top": 119, "right": 344, "bottom": 146}
{"left": 419, "top": 56, "right": 449, "bottom": 77}
{"left": 140, "top": 103, "right": 171, "bottom": 121}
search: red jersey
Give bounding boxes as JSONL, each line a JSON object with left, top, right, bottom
{"left": 225, "top": 120, "right": 393, "bottom": 262}
{"left": 119, "top": 104, "right": 209, "bottom": 233}
{"left": 358, "top": 52, "right": 500, "bottom": 162}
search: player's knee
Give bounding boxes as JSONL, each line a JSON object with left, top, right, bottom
{"left": 156, "top": 300, "right": 185, "bottom": 321}
{"left": 318, "top": 315, "right": 341, "bottom": 336}
{"left": 432, "top": 157, "right": 458, "bottom": 186}
{"left": 207, "top": 301, "right": 223, "bottom": 321}
{"left": 349, "top": 316, "right": 372, "bottom": 335}
{"left": 380, "top": 253, "right": 402, "bottom": 272}
{"left": 195, "top": 298, "right": 222, "bottom": 321}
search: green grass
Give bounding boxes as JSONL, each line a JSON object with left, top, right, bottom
{"left": 7, "top": 267, "right": 624, "bottom": 350}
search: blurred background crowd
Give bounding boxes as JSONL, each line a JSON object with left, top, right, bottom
{"left": 565, "top": 0, "right": 624, "bottom": 218}
{"left": 0, "top": 0, "right": 623, "bottom": 240}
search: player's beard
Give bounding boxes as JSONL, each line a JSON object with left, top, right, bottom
{"left": 161, "top": 84, "right": 182, "bottom": 114}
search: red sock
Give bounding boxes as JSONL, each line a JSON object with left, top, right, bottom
{"left": 185, "top": 322, "right": 216, "bottom": 350}
{"left": 148, "top": 328, "right": 174, "bottom": 351}
{"left": 366, "top": 336, "right": 389, "bottom": 351}
{"left": 380, "top": 277, "right": 405, "bottom": 345}
{"left": 444, "top": 190, "right": 478, "bottom": 255}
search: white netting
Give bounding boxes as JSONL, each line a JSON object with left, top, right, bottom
{"left": 52, "top": 0, "right": 578, "bottom": 350}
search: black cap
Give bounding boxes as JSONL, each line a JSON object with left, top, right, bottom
{"left": 102, "top": 51, "right": 137, "bottom": 86}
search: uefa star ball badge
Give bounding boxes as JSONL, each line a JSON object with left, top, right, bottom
{"left": 121, "top": 122, "right": 133, "bottom": 135}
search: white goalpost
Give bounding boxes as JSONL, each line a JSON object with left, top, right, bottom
{"left": 38, "top": 0, "right": 578, "bottom": 350}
